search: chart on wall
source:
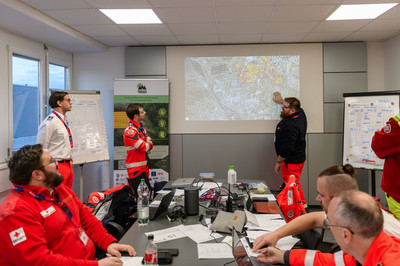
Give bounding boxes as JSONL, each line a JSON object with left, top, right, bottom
{"left": 343, "top": 91, "right": 400, "bottom": 169}
{"left": 113, "top": 79, "right": 169, "bottom": 186}
{"left": 66, "top": 90, "right": 109, "bottom": 165}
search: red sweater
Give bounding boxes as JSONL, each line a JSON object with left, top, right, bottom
{"left": 371, "top": 115, "right": 400, "bottom": 202}
{"left": 0, "top": 184, "right": 116, "bottom": 265}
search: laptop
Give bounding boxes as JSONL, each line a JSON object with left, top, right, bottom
{"left": 232, "top": 227, "right": 263, "bottom": 266}
{"left": 171, "top": 177, "right": 195, "bottom": 189}
{"left": 149, "top": 189, "right": 175, "bottom": 220}
{"left": 232, "top": 227, "right": 253, "bottom": 266}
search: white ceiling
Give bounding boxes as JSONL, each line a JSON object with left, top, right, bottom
{"left": 1, "top": 0, "right": 400, "bottom": 53}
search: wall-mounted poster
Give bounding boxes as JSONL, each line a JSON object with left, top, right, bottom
{"left": 114, "top": 79, "right": 169, "bottom": 186}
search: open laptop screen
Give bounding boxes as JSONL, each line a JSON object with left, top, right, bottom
{"left": 232, "top": 227, "right": 252, "bottom": 266}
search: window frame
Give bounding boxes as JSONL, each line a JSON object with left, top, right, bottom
{"left": 8, "top": 46, "right": 45, "bottom": 154}
{"left": 8, "top": 45, "right": 72, "bottom": 154}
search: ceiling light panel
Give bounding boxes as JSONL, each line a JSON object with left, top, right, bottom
{"left": 327, "top": 3, "right": 398, "bottom": 20}
{"left": 100, "top": 9, "right": 162, "bottom": 24}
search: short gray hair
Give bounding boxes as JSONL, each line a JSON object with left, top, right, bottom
{"left": 334, "top": 190, "right": 383, "bottom": 238}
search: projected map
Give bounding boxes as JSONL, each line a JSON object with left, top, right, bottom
{"left": 185, "top": 56, "right": 300, "bottom": 120}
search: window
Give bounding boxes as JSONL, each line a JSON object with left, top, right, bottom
{"left": 49, "top": 63, "right": 68, "bottom": 91}
{"left": 12, "top": 54, "right": 40, "bottom": 150}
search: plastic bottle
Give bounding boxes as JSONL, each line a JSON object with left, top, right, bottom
{"left": 137, "top": 178, "right": 149, "bottom": 225}
{"left": 228, "top": 165, "right": 237, "bottom": 185}
{"left": 144, "top": 234, "right": 158, "bottom": 265}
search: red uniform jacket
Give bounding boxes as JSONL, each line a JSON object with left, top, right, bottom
{"left": 286, "top": 231, "right": 400, "bottom": 265}
{"left": 0, "top": 184, "right": 116, "bottom": 265}
{"left": 276, "top": 175, "right": 306, "bottom": 222}
{"left": 123, "top": 120, "right": 153, "bottom": 178}
{"left": 371, "top": 115, "right": 400, "bottom": 203}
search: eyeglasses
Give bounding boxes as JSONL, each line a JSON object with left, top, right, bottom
{"left": 282, "top": 104, "right": 290, "bottom": 109}
{"left": 324, "top": 215, "right": 354, "bottom": 234}
{"left": 36, "top": 158, "right": 57, "bottom": 170}
{"left": 63, "top": 98, "right": 71, "bottom": 103}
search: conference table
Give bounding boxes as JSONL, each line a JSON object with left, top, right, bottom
{"left": 119, "top": 181, "right": 279, "bottom": 265}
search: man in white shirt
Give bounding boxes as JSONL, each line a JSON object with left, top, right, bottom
{"left": 37, "top": 91, "right": 74, "bottom": 188}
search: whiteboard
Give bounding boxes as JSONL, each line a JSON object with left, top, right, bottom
{"left": 343, "top": 91, "right": 400, "bottom": 169}
{"left": 66, "top": 91, "right": 109, "bottom": 165}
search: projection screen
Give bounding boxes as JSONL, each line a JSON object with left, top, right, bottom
{"left": 167, "top": 43, "right": 323, "bottom": 134}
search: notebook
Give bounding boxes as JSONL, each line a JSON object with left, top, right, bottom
{"left": 149, "top": 189, "right": 175, "bottom": 220}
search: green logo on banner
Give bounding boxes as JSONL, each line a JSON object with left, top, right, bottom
{"left": 158, "top": 108, "right": 167, "bottom": 116}
{"left": 158, "top": 119, "right": 167, "bottom": 128}
{"left": 158, "top": 130, "right": 167, "bottom": 139}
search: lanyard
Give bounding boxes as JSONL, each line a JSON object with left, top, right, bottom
{"left": 13, "top": 185, "right": 73, "bottom": 221}
{"left": 53, "top": 111, "right": 73, "bottom": 148}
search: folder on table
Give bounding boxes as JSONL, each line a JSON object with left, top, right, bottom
{"left": 253, "top": 202, "right": 280, "bottom": 214}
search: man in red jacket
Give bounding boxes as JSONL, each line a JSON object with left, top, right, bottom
{"left": 372, "top": 114, "right": 400, "bottom": 221}
{"left": 124, "top": 103, "right": 153, "bottom": 182}
{"left": 0, "top": 144, "right": 136, "bottom": 265}
{"left": 257, "top": 190, "right": 400, "bottom": 265}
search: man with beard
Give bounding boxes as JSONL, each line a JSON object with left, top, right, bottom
{"left": 273, "top": 92, "right": 307, "bottom": 207}
{"left": 0, "top": 144, "right": 136, "bottom": 265}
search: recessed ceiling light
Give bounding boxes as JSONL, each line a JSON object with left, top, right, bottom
{"left": 100, "top": 9, "right": 162, "bottom": 24}
{"left": 326, "top": 3, "right": 398, "bottom": 20}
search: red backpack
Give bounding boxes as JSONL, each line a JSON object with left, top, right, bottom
{"left": 276, "top": 175, "right": 306, "bottom": 222}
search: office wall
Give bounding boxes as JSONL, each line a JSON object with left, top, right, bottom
{"left": 72, "top": 47, "right": 125, "bottom": 200}
{"left": 385, "top": 34, "right": 400, "bottom": 91}
{"left": 73, "top": 42, "right": 387, "bottom": 206}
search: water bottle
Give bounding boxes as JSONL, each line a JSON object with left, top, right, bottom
{"left": 228, "top": 165, "right": 237, "bottom": 185}
{"left": 137, "top": 178, "right": 149, "bottom": 225}
{"left": 145, "top": 234, "right": 158, "bottom": 265}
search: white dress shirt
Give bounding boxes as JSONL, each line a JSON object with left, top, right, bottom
{"left": 37, "top": 110, "right": 72, "bottom": 160}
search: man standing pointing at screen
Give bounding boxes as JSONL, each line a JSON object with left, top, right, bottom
{"left": 37, "top": 91, "right": 74, "bottom": 188}
{"left": 273, "top": 92, "right": 307, "bottom": 207}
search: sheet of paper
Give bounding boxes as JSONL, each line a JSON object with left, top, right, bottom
{"left": 120, "top": 256, "right": 144, "bottom": 265}
{"left": 197, "top": 243, "right": 233, "bottom": 259}
{"left": 255, "top": 215, "right": 286, "bottom": 231}
{"left": 177, "top": 224, "right": 223, "bottom": 243}
{"left": 174, "top": 189, "right": 185, "bottom": 196}
{"left": 244, "top": 210, "right": 259, "bottom": 228}
{"left": 222, "top": 236, "right": 232, "bottom": 245}
{"left": 145, "top": 226, "right": 187, "bottom": 243}
{"left": 156, "top": 190, "right": 173, "bottom": 195}
{"left": 245, "top": 212, "right": 286, "bottom": 231}
{"left": 246, "top": 232, "right": 298, "bottom": 250}
{"left": 275, "top": 236, "right": 299, "bottom": 250}
{"left": 246, "top": 230, "right": 268, "bottom": 241}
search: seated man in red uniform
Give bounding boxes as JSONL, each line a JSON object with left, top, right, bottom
{"left": 0, "top": 144, "right": 136, "bottom": 265}
{"left": 253, "top": 164, "right": 400, "bottom": 252}
{"left": 257, "top": 190, "right": 400, "bottom": 265}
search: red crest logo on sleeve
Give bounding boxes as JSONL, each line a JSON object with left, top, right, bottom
{"left": 383, "top": 123, "right": 391, "bottom": 134}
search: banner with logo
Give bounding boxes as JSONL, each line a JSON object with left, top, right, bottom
{"left": 113, "top": 79, "right": 169, "bottom": 187}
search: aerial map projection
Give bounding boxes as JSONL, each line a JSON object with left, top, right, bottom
{"left": 185, "top": 55, "right": 300, "bottom": 121}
